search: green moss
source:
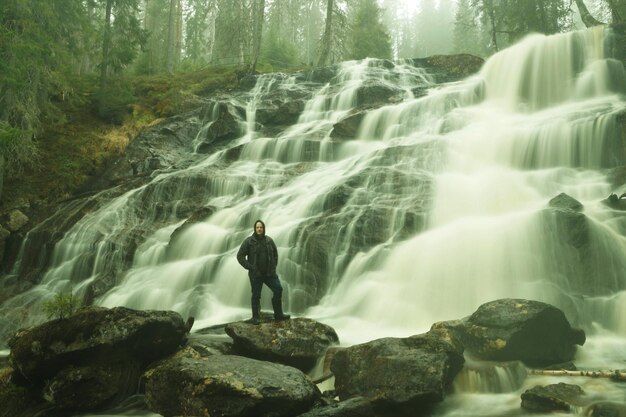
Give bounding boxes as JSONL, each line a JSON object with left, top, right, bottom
{"left": 1, "top": 66, "right": 243, "bottom": 214}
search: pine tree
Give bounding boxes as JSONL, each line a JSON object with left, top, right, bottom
{"left": 0, "top": 0, "right": 91, "bottom": 199}
{"left": 97, "top": 0, "right": 146, "bottom": 120}
{"left": 349, "top": 0, "right": 392, "bottom": 60}
{"left": 453, "top": 0, "right": 485, "bottom": 56}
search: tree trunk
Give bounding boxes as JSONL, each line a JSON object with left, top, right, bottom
{"left": 249, "top": 0, "right": 265, "bottom": 74}
{"left": 573, "top": 0, "right": 604, "bottom": 27}
{"left": 485, "top": 0, "right": 499, "bottom": 52}
{"left": 0, "top": 154, "right": 5, "bottom": 203}
{"left": 166, "top": 0, "right": 177, "bottom": 72}
{"left": 529, "top": 369, "right": 626, "bottom": 381}
{"left": 99, "top": 0, "right": 113, "bottom": 114}
{"left": 175, "top": 0, "right": 182, "bottom": 65}
{"left": 316, "top": 0, "right": 334, "bottom": 67}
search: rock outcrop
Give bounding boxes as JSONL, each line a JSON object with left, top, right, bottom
{"left": 521, "top": 383, "right": 585, "bottom": 413}
{"left": 434, "top": 298, "right": 585, "bottom": 367}
{"left": 330, "top": 330, "right": 464, "bottom": 416}
{"left": 225, "top": 317, "right": 339, "bottom": 372}
{"left": 144, "top": 354, "right": 320, "bottom": 417}
{"left": 7, "top": 306, "right": 186, "bottom": 412}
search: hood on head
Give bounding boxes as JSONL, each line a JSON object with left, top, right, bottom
{"left": 253, "top": 219, "right": 266, "bottom": 236}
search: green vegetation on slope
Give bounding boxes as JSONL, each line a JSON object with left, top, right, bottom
{"left": 1, "top": 67, "right": 241, "bottom": 215}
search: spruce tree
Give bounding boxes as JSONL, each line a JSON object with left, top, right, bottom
{"left": 349, "top": 0, "right": 392, "bottom": 60}
{"left": 0, "top": 0, "right": 91, "bottom": 199}
{"left": 453, "top": 0, "right": 485, "bottom": 56}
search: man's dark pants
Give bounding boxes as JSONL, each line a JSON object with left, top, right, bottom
{"left": 249, "top": 273, "right": 284, "bottom": 318}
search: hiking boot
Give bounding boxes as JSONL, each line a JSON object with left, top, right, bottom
{"left": 274, "top": 314, "right": 291, "bottom": 321}
{"left": 246, "top": 317, "right": 261, "bottom": 325}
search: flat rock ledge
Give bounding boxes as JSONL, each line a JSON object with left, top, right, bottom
{"left": 225, "top": 317, "right": 339, "bottom": 372}
{"left": 144, "top": 353, "right": 320, "bottom": 417}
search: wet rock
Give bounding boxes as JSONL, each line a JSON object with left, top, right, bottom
{"left": 239, "top": 74, "right": 258, "bottom": 90}
{"left": 42, "top": 362, "right": 141, "bottom": 410}
{"left": 331, "top": 108, "right": 370, "bottom": 139}
{"left": 225, "top": 318, "right": 339, "bottom": 372}
{"left": 521, "top": 382, "right": 584, "bottom": 413}
{"left": 296, "top": 396, "right": 376, "bottom": 417}
{"left": 442, "top": 299, "right": 585, "bottom": 367}
{"left": 86, "top": 112, "right": 202, "bottom": 191}
{"left": 330, "top": 330, "right": 464, "bottom": 416}
{"left": 542, "top": 193, "right": 624, "bottom": 298}
{"left": 167, "top": 206, "right": 216, "bottom": 249}
{"left": 196, "top": 102, "right": 242, "bottom": 153}
{"left": 603, "top": 192, "right": 626, "bottom": 210}
{"left": 0, "top": 368, "right": 51, "bottom": 417}
{"left": 412, "top": 54, "right": 485, "bottom": 82}
{"left": 549, "top": 192, "right": 584, "bottom": 212}
{"left": 304, "top": 66, "right": 340, "bottom": 83}
{"left": 185, "top": 332, "right": 234, "bottom": 357}
{"left": 257, "top": 98, "right": 306, "bottom": 127}
{"left": 585, "top": 401, "right": 626, "bottom": 417}
{"left": 144, "top": 354, "right": 320, "bottom": 417}
{"left": 184, "top": 323, "right": 235, "bottom": 356}
{"left": 8, "top": 306, "right": 186, "bottom": 384}
{"left": 355, "top": 80, "right": 405, "bottom": 107}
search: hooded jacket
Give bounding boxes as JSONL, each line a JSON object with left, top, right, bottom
{"left": 236, "top": 220, "right": 278, "bottom": 278}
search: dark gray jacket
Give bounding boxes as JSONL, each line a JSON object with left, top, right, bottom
{"left": 237, "top": 234, "right": 278, "bottom": 278}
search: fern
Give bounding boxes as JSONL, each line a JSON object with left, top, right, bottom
{"left": 42, "top": 292, "right": 78, "bottom": 320}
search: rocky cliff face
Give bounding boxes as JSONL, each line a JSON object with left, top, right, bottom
{"left": 0, "top": 54, "right": 485, "bottom": 311}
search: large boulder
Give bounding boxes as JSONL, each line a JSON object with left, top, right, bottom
{"left": 355, "top": 80, "right": 405, "bottom": 107}
{"left": 143, "top": 354, "right": 320, "bottom": 417}
{"left": 41, "top": 362, "right": 141, "bottom": 410}
{"left": 225, "top": 318, "right": 339, "bottom": 372}
{"left": 195, "top": 101, "right": 243, "bottom": 153}
{"left": 438, "top": 299, "right": 585, "bottom": 367}
{"left": 549, "top": 192, "right": 584, "bottom": 212}
{"left": 330, "top": 107, "right": 372, "bottom": 139}
{"left": 521, "top": 383, "right": 585, "bottom": 413}
{"left": 0, "top": 368, "right": 51, "bottom": 417}
{"left": 546, "top": 193, "right": 589, "bottom": 249}
{"left": 8, "top": 306, "right": 186, "bottom": 385}
{"left": 330, "top": 330, "right": 464, "bottom": 416}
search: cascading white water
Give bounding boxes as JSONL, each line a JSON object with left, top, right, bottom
{"left": 2, "top": 26, "right": 626, "bottom": 417}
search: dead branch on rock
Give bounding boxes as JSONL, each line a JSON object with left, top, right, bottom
{"left": 529, "top": 369, "right": 626, "bottom": 382}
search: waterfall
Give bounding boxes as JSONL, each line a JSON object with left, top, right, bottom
{"left": 1, "top": 26, "right": 625, "bottom": 369}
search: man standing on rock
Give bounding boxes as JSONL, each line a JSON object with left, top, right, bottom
{"left": 237, "top": 220, "right": 290, "bottom": 324}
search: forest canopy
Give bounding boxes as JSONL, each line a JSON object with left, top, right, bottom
{"left": 0, "top": 0, "right": 622, "bottom": 202}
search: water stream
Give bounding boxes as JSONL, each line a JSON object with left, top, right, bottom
{"left": 3, "top": 26, "right": 626, "bottom": 416}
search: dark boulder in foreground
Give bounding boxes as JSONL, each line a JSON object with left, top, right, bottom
{"left": 9, "top": 306, "right": 186, "bottom": 383}
{"left": 225, "top": 317, "right": 339, "bottom": 372}
{"left": 435, "top": 298, "right": 585, "bottom": 367}
{"left": 521, "top": 383, "right": 585, "bottom": 413}
{"left": 7, "top": 306, "right": 186, "bottom": 411}
{"left": 330, "top": 330, "right": 464, "bottom": 416}
{"left": 144, "top": 353, "right": 320, "bottom": 417}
